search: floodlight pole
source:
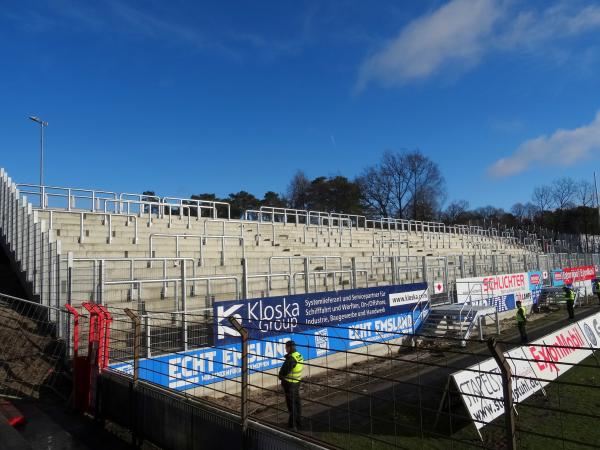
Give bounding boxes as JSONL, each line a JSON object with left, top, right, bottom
{"left": 594, "top": 172, "right": 600, "bottom": 233}
{"left": 29, "top": 116, "right": 48, "bottom": 204}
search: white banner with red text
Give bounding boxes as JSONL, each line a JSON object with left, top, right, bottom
{"left": 451, "top": 312, "right": 600, "bottom": 430}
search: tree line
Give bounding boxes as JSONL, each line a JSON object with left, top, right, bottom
{"left": 142, "top": 151, "right": 599, "bottom": 236}
{"left": 144, "top": 149, "right": 447, "bottom": 221}
{"left": 443, "top": 177, "right": 600, "bottom": 236}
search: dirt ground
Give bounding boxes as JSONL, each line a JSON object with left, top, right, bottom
{"left": 0, "top": 305, "right": 68, "bottom": 399}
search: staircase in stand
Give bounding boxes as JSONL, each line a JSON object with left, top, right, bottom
{"left": 418, "top": 303, "right": 497, "bottom": 346}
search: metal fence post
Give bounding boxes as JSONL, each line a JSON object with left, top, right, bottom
{"left": 242, "top": 257, "right": 249, "bottom": 299}
{"left": 304, "top": 257, "right": 310, "bottom": 293}
{"left": 124, "top": 308, "right": 141, "bottom": 383}
{"left": 227, "top": 316, "right": 248, "bottom": 445}
{"left": 181, "top": 261, "right": 188, "bottom": 351}
{"left": 98, "top": 259, "right": 105, "bottom": 305}
{"left": 351, "top": 257, "right": 357, "bottom": 289}
{"left": 487, "top": 337, "right": 516, "bottom": 450}
{"left": 124, "top": 308, "right": 141, "bottom": 448}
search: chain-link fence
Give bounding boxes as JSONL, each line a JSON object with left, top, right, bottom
{"left": 103, "top": 300, "right": 600, "bottom": 449}
{"left": 0, "top": 293, "right": 71, "bottom": 399}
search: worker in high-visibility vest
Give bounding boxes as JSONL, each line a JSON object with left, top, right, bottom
{"left": 278, "top": 340, "right": 304, "bottom": 430}
{"left": 564, "top": 284, "right": 576, "bottom": 319}
{"left": 594, "top": 279, "right": 600, "bottom": 305}
{"left": 515, "top": 300, "right": 528, "bottom": 343}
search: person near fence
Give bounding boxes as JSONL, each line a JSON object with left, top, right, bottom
{"left": 564, "top": 284, "right": 575, "bottom": 319}
{"left": 278, "top": 340, "right": 304, "bottom": 430}
{"left": 515, "top": 300, "right": 528, "bottom": 343}
{"left": 594, "top": 279, "right": 600, "bottom": 304}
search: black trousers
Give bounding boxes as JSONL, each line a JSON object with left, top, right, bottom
{"left": 567, "top": 300, "right": 575, "bottom": 319}
{"left": 596, "top": 293, "right": 600, "bottom": 304}
{"left": 282, "top": 381, "right": 301, "bottom": 427}
{"left": 518, "top": 322, "right": 528, "bottom": 343}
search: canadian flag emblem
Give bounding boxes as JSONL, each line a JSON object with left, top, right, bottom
{"left": 434, "top": 281, "right": 444, "bottom": 294}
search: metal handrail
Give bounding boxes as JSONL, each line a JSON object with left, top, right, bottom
{"left": 16, "top": 183, "right": 231, "bottom": 219}
{"left": 268, "top": 255, "right": 343, "bottom": 289}
{"left": 149, "top": 233, "right": 246, "bottom": 266}
{"left": 410, "top": 290, "right": 431, "bottom": 335}
{"left": 39, "top": 209, "right": 139, "bottom": 244}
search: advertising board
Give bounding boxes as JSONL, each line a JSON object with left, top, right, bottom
{"left": 112, "top": 283, "right": 429, "bottom": 391}
{"left": 451, "top": 312, "right": 600, "bottom": 431}
{"left": 451, "top": 346, "right": 543, "bottom": 430}
{"left": 456, "top": 271, "right": 543, "bottom": 311}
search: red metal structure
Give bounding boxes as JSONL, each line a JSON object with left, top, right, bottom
{"left": 65, "top": 302, "right": 112, "bottom": 413}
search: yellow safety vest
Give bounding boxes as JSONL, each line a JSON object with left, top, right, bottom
{"left": 286, "top": 351, "right": 304, "bottom": 383}
{"left": 516, "top": 306, "right": 526, "bottom": 323}
{"left": 565, "top": 288, "right": 575, "bottom": 301}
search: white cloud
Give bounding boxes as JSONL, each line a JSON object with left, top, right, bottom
{"left": 357, "top": 0, "right": 600, "bottom": 90}
{"left": 357, "top": 0, "right": 501, "bottom": 90}
{"left": 488, "top": 111, "right": 600, "bottom": 177}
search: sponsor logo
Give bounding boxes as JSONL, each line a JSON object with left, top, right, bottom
{"left": 584, "top": 323, "right": 598, "bottom": 347}
{"left": 530, "top": 274, "right": 541, "bottom": 285}
{"left": 215, "top": 304, "right": 244, "bottom": 339}
{"left": 215, "top": 299, "right": 301, "bottom": 339}
{"left": 563, "top": 266, "right": 596, "bottom": 284}
{"left": 481, "top": 274, "right": 526, "bottom": 293}
{"left": 554, "top": 272, "right": 563, "bottom": 281}
{"left": 529, "top": 327, "right": 585, "bottom": 373}
{"left": 314, "top": 328, "right": 329, "bottom": 356}
{"left": 389, "top": 290, "right": 428, "bottom": 307}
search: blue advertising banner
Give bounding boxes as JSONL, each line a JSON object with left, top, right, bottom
{"left": 528, "top": 271, "right": 543, "bottom": 305}
{"left": 214, "top": 283, "right": 429, "bottom": 344}
{"left": 551, "top": 269, "right": 564, "bottom": 287}
{"left": 111, "top": 283, "right": 429, "bottom": 391}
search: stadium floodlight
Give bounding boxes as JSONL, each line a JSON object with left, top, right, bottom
{"left": 28, "top": 116, "right": 48, "bottom": 199}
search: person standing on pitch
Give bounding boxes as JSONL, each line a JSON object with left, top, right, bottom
{"left": 278, "top": 340, "right": 304, "bottom": 430}
{"left": 564, "top": 283, "right": 575, "bottom": 319}
{"left": 516, "top": 300, "right": 528, "bottom": 343}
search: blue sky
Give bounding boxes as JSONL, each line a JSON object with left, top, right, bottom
{"left": 2, "top": 0, "right": 600, "bottom": 210}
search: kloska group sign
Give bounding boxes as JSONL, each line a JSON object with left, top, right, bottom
{"left": 112, "top": 283, "right": 429, "bottom": 391}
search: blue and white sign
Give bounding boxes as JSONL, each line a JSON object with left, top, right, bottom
{"left": 111, "top": 283, "right": 429, "bottom": 391}
{"left": 214, "top": 283, "right": 428, "bottom": 344}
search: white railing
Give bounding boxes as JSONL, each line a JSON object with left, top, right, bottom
{"left": 0, "top": 170, "right": 61, "bottom": 313}
{"left": 16, "top": 183, "right": 231, "bottom": 220}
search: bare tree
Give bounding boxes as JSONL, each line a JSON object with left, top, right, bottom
{"left": 444, "top": 200, "right": 469, "bottom": 224}
{"left": 404, "top": 150, "right": 446, "bottom": 220}
{"left": 576, "top": 180, "right": 595, "bottom": 207}
{"left": 551, "top": 177, "right": 577, "bottom": 209}
{"left": 357, "top": 165, "right": 393, "bottom": 217}
{"left": 523, "top": 202, "right": 538, "bottom": 221}
{"left": 381, "top": 151, "right": 411, "bottom": 218}
{"left": 532, "top": 185, "right": 553, "bottom": 224}
{"left": 511, "top": 202, "right": 526, "bottom": 223}
{"left": 286, "top": 170, "right": 311, "bottom": 210}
